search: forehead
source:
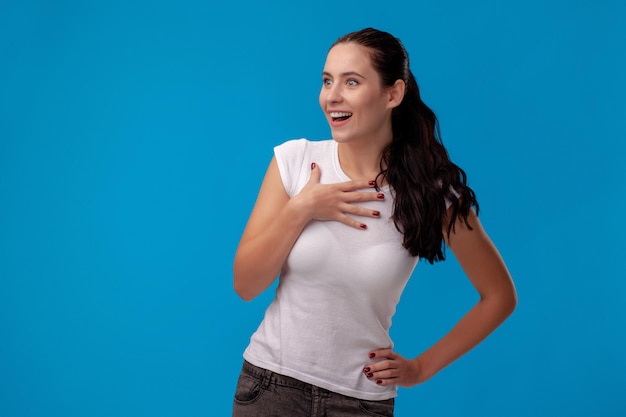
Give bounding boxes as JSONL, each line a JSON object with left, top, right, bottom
{"left": 323, "top": 42, "right": 376, "bottom": 74}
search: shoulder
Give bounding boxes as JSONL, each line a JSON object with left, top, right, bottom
{"left": 273, "top": 139, "right": 333, "bottom": 196}
{"left": 274, "top": 138, "right": 333, "bottom": 156}
{"left": 274, "top": 139, "right": 334, "bottom": 166}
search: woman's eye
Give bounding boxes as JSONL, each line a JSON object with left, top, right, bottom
{"left": 322, "top": 78, "right": 332, "bottom": 86}
{"left": 347, "top": 79, "right": 359, "bottom": 86}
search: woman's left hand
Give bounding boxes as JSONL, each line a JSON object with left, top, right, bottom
{"left": 363, "top": 348, "right": 426, "bottom": 388}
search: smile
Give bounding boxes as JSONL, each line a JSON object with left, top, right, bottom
{"left": 330, "top": 111, "right": 352, "bottom": 122}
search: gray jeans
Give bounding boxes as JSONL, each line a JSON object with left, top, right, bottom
{"left": 232, "top": 361, "right": 394, "bottom": 417}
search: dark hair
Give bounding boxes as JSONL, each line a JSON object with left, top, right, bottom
{"left": 332, "top": 28, "right": 479, "bottom": 263}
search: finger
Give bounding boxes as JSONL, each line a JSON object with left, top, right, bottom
{"left": 370, "top": 368, "right": 397, "bottom": 380}
{"left": 365, "top": 359, "right": 396, "bottom": 376}
{"left": 367, "top": 365, "right": 401, "bottom": 387}
{"left": 336, "top": 214, "right": 369, "bottom": 230}
{"left": 369, "top": 348, "right": 396, "bottom": 360}
{"left": 340, "top": 202, "right": 381, "bottom": 219}
{"left": 339, "top": 179, "right": 378, "bottom": 191}
{"left": 362, "top": 365, "right": 399, "bottom": 385}
{"left": 309, "top": 162, "right": 321, "bottom": 183}
{"left": 342, "top": 191, "right": 385, "bottom": 203}
{"left": 375, "top": 377, "right": 398, "bottom": 386}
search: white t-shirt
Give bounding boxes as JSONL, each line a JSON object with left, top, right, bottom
{"left": 243, "top": 138, "right": 421, "bottom": 400}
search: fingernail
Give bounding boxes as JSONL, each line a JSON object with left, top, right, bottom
{"left": 369, "top": 353, "right": 375, "bottom": 358}
{"left": 311, "top": 162, "right": 316, "bottom": 169}
{"left": 376, "top": 379, "right": 383, "bottom": 385}
{"left": 363, "top": 367, "right": 370, "bottom": 373}
{"left": 367, "top": 373, "right": 374, "bottom": 378}
{"left": 359, "top": 224, "right": 367, "bottom": 230}
{"left": 368, "top": 180, "right": 376, "bottom": 186}
{"left": 377, "top": 193, "right": 384, "bottom": 199}
{"left": 372, "top": 210, "right": 380, "bottom": 217}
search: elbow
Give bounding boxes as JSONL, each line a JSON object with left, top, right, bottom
{"left": 233, "top": 264, "right": 258, "bottom": 302}
{"left": 483, "top": 280, "right": 518, "bottom": 320}
{"left": 509, "top": 287, "right": 518, "bottom": 315}
{"left": 234, "top": 280, "right": 256, "bottom": 302}
{"left": 500, "top": 281, "right": 518, "bottom": 318}
{"left": 502, "top": 296, "right": 517, "bottom": 321}
{"left": 233, "top": 254, "right": 279, "bottom": 301}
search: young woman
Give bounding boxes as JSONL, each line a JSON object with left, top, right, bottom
{"left": 232, "top": 27, "right": 517, "bottom": 416}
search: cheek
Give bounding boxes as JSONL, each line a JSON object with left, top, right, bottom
{"left": 359, "top": 105, "right": 389, "bottom": 129}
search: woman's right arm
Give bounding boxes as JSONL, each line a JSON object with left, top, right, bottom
{"left": 233, "top": 158, "right": 382, "bottom": 301}
{"left": 233, "top": 157, "right": 310, "bottom": 301}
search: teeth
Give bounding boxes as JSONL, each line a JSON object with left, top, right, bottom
{"left": 330, "top": 112, "right": 352, "bottom": 118}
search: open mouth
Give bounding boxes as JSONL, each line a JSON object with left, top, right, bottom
{"left": 330, "top": 111, "right": 352, "bottom": 122}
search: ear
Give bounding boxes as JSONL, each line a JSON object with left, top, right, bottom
{"left": 386, "top": 79, "right": 405, "bottom": 109}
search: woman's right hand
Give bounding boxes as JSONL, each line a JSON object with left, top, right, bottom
{"left": 234, "top": 159, "right": 383, "bottom": 300}
{"left": 292, "top": 162, "right": 384, "bottom": 230}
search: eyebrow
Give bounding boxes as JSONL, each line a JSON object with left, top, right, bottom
{"left": 322, "top": 71, "right": 366, "bottom": 78}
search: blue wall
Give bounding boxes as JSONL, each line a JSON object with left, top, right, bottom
{"left": 1, "top": 1, "right": 624, "bottom": 416}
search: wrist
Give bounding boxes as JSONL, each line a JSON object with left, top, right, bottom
{"left": 413, "top": 355, "right": 435, "bottom": 384}
{"left": 287, "top": 194, "right": 314, "bottom": 225}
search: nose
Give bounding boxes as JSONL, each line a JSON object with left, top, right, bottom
{"left": 324, "top": 83, "right": 343, "bottom": 104}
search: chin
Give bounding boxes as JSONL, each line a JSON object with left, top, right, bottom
{"left": 330, "top": 131, "right": 352, "bottom": 143}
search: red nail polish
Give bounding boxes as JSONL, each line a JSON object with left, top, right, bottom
{"left": 376, "top": 379, "right": 383, "bottom": 385}
{"left": 311, "top": 162, "right": 316, "bottom": 169}
{"left": 363, "top": 367, "right": 370, "bottom": 373}
{"left": 369, "top": 353, "right": 375, "bottom": 358}
{"left": 377, "top": 193, "right": 384, "bottom": 199}
{"left": 368, "top": 180, "right": 376, "bottom": 186}
{"left": 372, "top": 210, "right": 380, "bottom": 217}
{"left": 367, "top": 373, "right": 374, "bottom": 378}
{"left": 359, "top": 224, "right": 367, "bottom": 230}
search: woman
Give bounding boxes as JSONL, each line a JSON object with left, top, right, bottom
{"left": 232, "top": 27, "right": 517, "bottom": 416}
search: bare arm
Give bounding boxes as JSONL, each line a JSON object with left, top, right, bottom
{"left": 233, "top": 159, "right": 383, "bottom": 301}
{"left": 413, "top": 209, "right": 517, "bottom": 381}
{"left": 366, "top": 208, "right": 517, "bottom": 386}
{"left": 233, "top": 157, "right": 306, "bottom": 301}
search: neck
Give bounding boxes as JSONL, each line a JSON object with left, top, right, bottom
{"left": 337, "top": 140, "right": 389, "bottom": 182}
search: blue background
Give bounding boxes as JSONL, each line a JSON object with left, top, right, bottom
{"left": 1, "top": 0, "right": 625, "bottom": 416}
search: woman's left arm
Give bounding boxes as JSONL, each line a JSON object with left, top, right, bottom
{"left": 366, "top": 208, "right": 517, "bottom": 387}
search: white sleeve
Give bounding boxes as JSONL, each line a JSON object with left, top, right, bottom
{"left": 273, "top": 138, "right": 308, "bottom": 197}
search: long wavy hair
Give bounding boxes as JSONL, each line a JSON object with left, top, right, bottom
{"left": 332, "top": 28, "right": 479, "bottom": 263}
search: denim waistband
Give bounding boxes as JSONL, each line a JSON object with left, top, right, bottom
{"left": 242, "top": 360, "right": 325, "bottom": 393}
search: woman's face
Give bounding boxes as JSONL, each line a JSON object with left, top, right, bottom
{"left": 319, "top": 42, "right": 395, "bottom": 145}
